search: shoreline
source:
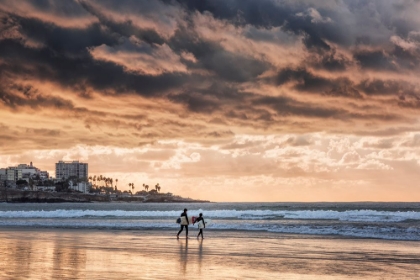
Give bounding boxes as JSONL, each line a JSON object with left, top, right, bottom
{"left": 0, "top": 226, "right": 418, "bottom": 242}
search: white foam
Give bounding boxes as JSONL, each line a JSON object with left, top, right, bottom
{"left": 0, "top": 219, "right": 419, "bottom": 241}
{"left": 0, "top": 209, "right": 419, "bottom": 222}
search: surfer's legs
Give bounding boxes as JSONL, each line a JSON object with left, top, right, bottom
{"left": 177, "top": 225, "right": 184, "bottom": 237}
{"left": 197, "top": 229, "right": 203, "bottom": 238}
{"left": 177, "top": 225, "right": 188, "bottom": 238}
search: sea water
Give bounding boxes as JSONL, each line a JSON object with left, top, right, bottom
{"left": 0, "top": 202, "right": 419, "bottom": 241}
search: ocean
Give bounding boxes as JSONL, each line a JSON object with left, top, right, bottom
{"left": 1, "top": 202, "right": 419, "bottom": 241}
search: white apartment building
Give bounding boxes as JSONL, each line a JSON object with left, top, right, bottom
{"left": 68, "top": 181, "right": 90, "bottom": 193}
{"left": 4, "top": 167, "right": 22, "bottom": 181}
{"left": 55, "top": 161, "right": 88, "bottom": 180}
{"left": 18, "top": 162, "right": 47, "bottom": 178}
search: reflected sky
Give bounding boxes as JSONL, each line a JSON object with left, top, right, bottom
{"left": 0, "top": 229, "right": 419, "bottom": 279}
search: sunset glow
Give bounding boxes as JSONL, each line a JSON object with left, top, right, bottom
{"left": 1, "top": 0, "right": 420, "bottom": 201}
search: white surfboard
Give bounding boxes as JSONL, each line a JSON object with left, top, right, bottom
{"left": 178, "top": 216, "right": 194, "bottom": 225}
{"left": 197, "top": 219, "right": 211, "bottom": 228}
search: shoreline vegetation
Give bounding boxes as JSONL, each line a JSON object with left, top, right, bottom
{"left": 0, "top": 189, "right": 210, "bottom": 203}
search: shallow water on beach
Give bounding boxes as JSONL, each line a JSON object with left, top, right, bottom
{"left": 0, "top": 228, "right": 419, "bottom": 279}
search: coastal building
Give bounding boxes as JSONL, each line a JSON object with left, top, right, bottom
{"left": 17, "top": 162, "right": 49, "bottom": 180}
{"left": 68, "top": 180, "right": 90, "bottom": 193}
{"left": 55, "top": 161, "right": 88, "bottom": 180}
{"left": 0, "top": 168, "right": 6, "bottom": 181}
{"left": 0, "top": 162, "right": 50, "bottom": 186}
{"left": 39, "top": 171, "right": 49, "bottom": 179}
{"left": 0, "top": 162, "right": 49, "bottom": 188}
{"left": 4, "top": 167, "right": 22, "bottom": 182}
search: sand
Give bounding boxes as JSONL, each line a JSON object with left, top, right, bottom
{"left": 0, "top": 228, "right": 419, "bottom": 279}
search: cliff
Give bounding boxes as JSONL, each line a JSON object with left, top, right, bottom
{"left": 113, "top": 193, "right": 209, "bottom": 203}
{"left": 0, "top": 189, "right": 109, "bottom": 203}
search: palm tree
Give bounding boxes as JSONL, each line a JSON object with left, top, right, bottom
{"left": 131, "top": 183, "right": 135, "bottom": 194}
{"left": 88, "top": 176, "right": 92, "bottom": 184}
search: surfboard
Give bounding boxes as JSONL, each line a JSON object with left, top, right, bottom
{"left": 177, "top": 216, "right": 194, "bottom": 225}
{"left": 197, "top": 219, "right": 211, "bottom": 228}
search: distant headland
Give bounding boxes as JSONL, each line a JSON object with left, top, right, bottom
{"left": 0, "top": 189, "right": 210, "bottom": 203}
{"left": 1, "top": 161, "right": 209, "bottom": 203}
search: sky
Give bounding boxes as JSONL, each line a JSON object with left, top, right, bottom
{"left": 1, "top": 0, "right": 420, "bottom": 202}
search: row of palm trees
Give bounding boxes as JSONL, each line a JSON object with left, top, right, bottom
{"left": 88, "top": 175, "right": 118, "bottom": 191}
{"left": 142, "top": 183, "right": 161, "bottom": 192}
{"left": 88, "top": 175, "right": 162, "bottom": 194}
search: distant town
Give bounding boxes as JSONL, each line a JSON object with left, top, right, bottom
{"left": 0, "top": 160, "right": 162, "bottom": 195}
{"left": 0, "top": 161, "right": 209, "bottom": 203}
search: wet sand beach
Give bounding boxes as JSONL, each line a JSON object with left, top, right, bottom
{"left": 0, "top": 228, "right": 419, "bottom": 279}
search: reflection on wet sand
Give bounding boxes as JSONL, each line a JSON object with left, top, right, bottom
{"left": 0, "top": 228, "right": 420, "bottom": 279}
{"left": 177, "top": 238, "right": 188, "bottom": 275}
{"left": 51, "top": 235, "right": 86, "bottom": 279}
{"left": 198, "top": 238, "right": 204, "bottom": 275}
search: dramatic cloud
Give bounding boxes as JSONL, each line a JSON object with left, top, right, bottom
{"left": 1, "top": 0, "right": 420, "bottom": 201}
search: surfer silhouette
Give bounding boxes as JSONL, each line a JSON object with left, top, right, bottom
{"left": 177, "top": 208, "right": 189, "bottom": 239}
{"left": 194, "top": 213, "right": 206, "bottom": 239}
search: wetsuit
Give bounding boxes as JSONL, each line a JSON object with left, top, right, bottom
{"left": 196, "top": 216, "right": 205, "bottom": 238}
{"left": 177, "top": 212, "right": 189, "bottom": 237}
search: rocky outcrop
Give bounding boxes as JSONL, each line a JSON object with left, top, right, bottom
{"left": 0, "top": 189, "right": 210, "bottom": 203}
{"left": 113, "top": 193, "right": 210, "bottom": 203}
{"left": 0, "top": 189, "right": 109, "bottom": 203}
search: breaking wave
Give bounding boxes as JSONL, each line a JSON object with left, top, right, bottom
{"left": 0, "top": 209, "right": 419, "bottom": 222}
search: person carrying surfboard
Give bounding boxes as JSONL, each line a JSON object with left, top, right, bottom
{"left": 194, "top": 213, "right": 206, "bottom": 239}
{"left": 177, "top": 208, "right": 189, "bottom": 239}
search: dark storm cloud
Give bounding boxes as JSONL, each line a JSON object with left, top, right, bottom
{"left": 17, "top": 16, "right": 119, "bottom": 53}
{"left": 309, "top": 49, "right": 352, "bottom": 71}
{"left": 0, "top": 38, "right": 188, "bottom": 97}
{"left": 353, "top": 50, "right": 398, "bottom": 71}
{"left": 0, "top": 0, "right": 419, "bottom": 136}
{"left": 168, "top": 25, "right": 269, "bottom": 82}
{"left": 171, "top": 0, "right": 420, "bottom": 71}
{"left": 77, "top": 1, "right": 166, "bottom": 45}
{"left": 275, "top": 68, "right": 362, "bottom": 98}
{"left": 20, "top": 0, "right": 88, "bottom": 17}
{"left": 358, "top": 79, "right": 420, "bottom": 97}
{"left": 169, "top": 0, "right": 367, "bottom": 48}
{"left": 169, "top": 0, "right": 336, "bottom": 49}
{"left": 167, "top": 92, "right": 220, "bottom": 113}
